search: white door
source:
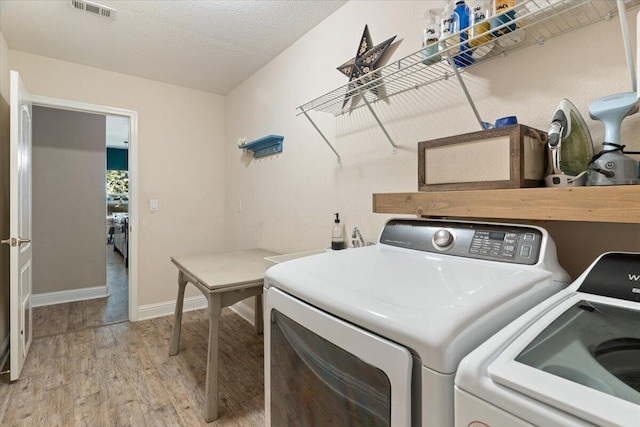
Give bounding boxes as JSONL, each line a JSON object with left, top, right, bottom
{"left": 4, "top": 71, "right": 33, "bottom": 381}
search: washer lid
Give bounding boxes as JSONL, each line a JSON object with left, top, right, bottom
{"left": 488, "top": 294, "right": 640, "bottom": 426}
{"left": 265, "top": 244, "right": 565, "bottom": 374}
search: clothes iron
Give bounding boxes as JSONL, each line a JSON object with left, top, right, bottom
{"left": 584, "top": 0, "right": 640, "bottom": 185}
{"left": 587, "top": 92, "right": 640, "bottom": 186}
{"left": 545, "top": 99, "right": 594, "bottom": 187}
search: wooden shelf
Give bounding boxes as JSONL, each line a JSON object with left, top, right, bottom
{"left": 373, "top": 186, "right": 640, "bottom": 224}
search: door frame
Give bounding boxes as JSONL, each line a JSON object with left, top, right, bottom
{"left": 30, "top": 94, "right": 140, "bottom": 321}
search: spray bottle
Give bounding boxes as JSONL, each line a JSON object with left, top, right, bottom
{"left": 422, "top": 9, "right": 442, "bottom": 65}
{"left": 439, "top": 0, "right": 458, "bottom": 58}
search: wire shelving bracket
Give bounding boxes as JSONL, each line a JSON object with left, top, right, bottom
{"left": 296, "top": 0, "right": 640, "bottom": 162}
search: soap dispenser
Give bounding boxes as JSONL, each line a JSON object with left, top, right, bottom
{"left": 331, "top": 213, "right": 346, "bottom": 250}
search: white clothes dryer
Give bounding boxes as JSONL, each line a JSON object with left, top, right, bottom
{"left": 263, "top": 218, "right": 570, "bottom": 426}
{"left": 455, "top": 252, "right": 640, "bottom": 427}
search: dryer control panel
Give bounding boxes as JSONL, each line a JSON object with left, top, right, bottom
{"left": 379, "top": 219, "right": 542, "bottom": 265}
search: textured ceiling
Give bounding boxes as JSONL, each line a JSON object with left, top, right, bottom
{"left": 0, "top": 0, "right": 347, "bottom": 94}
{"left": 106, "top": 114, "right": 129, "bottom": 149}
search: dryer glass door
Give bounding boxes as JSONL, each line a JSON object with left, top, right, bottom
{"left": 265, "top": 288, "right": 413, "bottom": 427}
{"left": 271, "top": 309, "right": 391, "bottom": 426}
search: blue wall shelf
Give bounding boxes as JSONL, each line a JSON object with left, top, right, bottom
{"left": 240, "top": 135, "right": 284, "bottom": 158}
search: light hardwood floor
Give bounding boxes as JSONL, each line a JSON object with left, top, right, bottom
{"left": 32, "top": 244, "right": 129, "bottom": 338}
{"left": 0, "top": 307, "right": 265, "bottom": 426}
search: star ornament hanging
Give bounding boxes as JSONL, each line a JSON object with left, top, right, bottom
{"left": 337, "top": 25, "right": 396, "bottom": 109}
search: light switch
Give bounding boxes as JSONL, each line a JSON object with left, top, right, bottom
{"left": 150, "top": 199, "right": 159, "bottom": 211}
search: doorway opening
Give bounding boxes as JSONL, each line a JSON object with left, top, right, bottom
{"left": 105, "top": 115, "right": 129, "bottom": 325}
{"left": 30, "top": 95, "right": 138, "bottom": 331}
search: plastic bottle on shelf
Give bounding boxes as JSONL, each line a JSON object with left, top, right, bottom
{"left": 491, "top": 0, "right": 516, "bottom": 36}
{"left": 490, "top": 0, "right": 525, "bottom": 46}
{"left": 452, "top": 0, "right": 474, "bottom": 68}
{"left": 469, "top": 0, "right": 494, "bottom": 60}
{"left": 439, "top": 0, "right": 458, "bottom": 58}
{"left": 469, "top": 0, "right": 492, "bottom": 47}
{"left": 331, "top": 213, "right": 345, "bottom": 250}
{"left": 422, "top": 9, "right": 442, "bottom": 65}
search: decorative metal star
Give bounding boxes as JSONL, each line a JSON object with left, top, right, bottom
{"left": 337, "top": 25, "right": 396, "bottom": 109}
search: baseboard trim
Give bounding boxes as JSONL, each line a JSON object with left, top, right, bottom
{"left": 32, "top": 285, "right": 109, "bottom": 307}
{"left": 137, "top": 295, "right": 257, "bottom": 326}
{"left": 137, "top": 295, "right": 208, "bottom": 321}
{"left": 229, "top": 300, "right": 256, "bottom": 326}
{"left": 0, "top": 334, "right": 9, "bottom": 372}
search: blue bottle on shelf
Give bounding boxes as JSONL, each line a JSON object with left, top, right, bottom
{"left": 452, "top": 0, "right": 474, "bottom": 68}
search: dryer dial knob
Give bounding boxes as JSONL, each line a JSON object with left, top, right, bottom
{"left": 433, "top": 229, "right": 454, "bottom": 249}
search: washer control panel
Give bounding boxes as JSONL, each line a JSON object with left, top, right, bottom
{"left": 379, "top": 219, "right": 542, "bottom": 265}
{"left": 578, "top": 252, "right": 640, "bottom": 302}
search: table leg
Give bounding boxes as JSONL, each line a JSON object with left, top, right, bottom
{"left": 204, "top": 292, "right": 222, "bottom": 422}
{"left": 169, "top": 271, "right": 188, "bottom": 356}
{"left": 254, "top": 294, "right": 264, "bottom": 335}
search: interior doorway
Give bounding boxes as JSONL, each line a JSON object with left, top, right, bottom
{"left": 30, "top": 95, "right": 138, "bottom": 326}
{"left": 105, "top": 115, "right": 130, "bottom": 324}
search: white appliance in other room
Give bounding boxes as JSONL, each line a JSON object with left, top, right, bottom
{"left": 112, "top": 212, "right": 128, "bottom": 268}
{"left": 455, "top": 252, "right": 640, "bottom": 427}
{"left": 264, "top": 218, "right": 570, "bottom": 426}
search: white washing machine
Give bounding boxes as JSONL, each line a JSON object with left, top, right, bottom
{"left": 263, "top": 218, "right": 570, "bottom": 426}
{"left": 455, "top": 252, "right": 640, "bottom": 427}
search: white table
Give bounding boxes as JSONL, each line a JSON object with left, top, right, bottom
{"left": 169, "top": 248, "right": 278, "bottom": 422}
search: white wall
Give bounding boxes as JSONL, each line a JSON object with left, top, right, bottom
{"left": 8, "top": 50, "right": 227, "bottom": 307}
{"left": 0, "top": 33, "right": 9, "bottom": 98}
{"left": 4, "top": 3, "right": 640, "bottom": 324}
{"left": 224, "top": 1, "right": 640, "bottom": 280}
{"left": 0, "top": 32, "right": 11, "bottom": 355}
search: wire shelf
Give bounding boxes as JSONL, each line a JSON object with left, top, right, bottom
{"left": 297, "top": 0, "right": 640, "bottom": 117}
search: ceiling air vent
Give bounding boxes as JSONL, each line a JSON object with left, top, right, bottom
{"left": 70, "top": 0, "right": 116, "bottom": 19}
